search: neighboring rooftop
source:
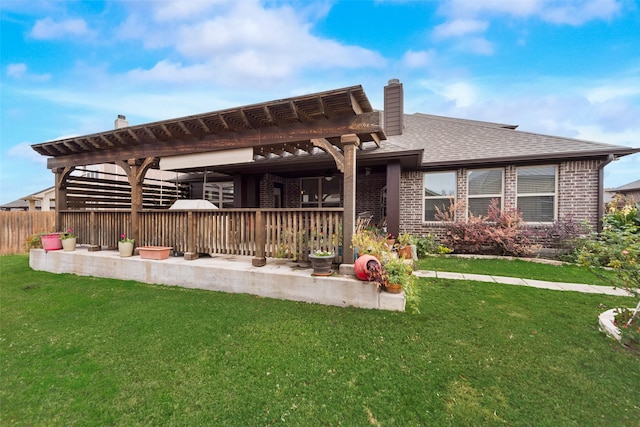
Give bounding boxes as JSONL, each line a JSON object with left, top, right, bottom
{"left": 612, "top": 179, "right": 640, "bottom": 192}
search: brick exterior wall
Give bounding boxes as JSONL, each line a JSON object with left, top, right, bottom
{"left": 558, "top": 160, "right": 601, "bottom": 226}
{"left": 355, "top": 171, "right": 386, "bottom": 224}
{"left": 394, "top": 160, "right": 603, "bottom": 246}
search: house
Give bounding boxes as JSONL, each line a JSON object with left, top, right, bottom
{"left": 29, "top": 80, "right": 639, "bottom": 261}
{"left": 609, "top": 179, "right": 640, "bottom": 203}
{"left": 0, "top": 187, "right": 56, "bottom": 211}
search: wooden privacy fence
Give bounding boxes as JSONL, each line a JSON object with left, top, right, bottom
{"left": 0, "top": 211, "right": 56, "bottom": 255}
{"left": 57, "top": 208, "right": 343, "bottom": 262}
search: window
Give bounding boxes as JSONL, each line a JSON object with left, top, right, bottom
{"left": 301, "top": 177, "right": 342, "bottom": 208}
{"left": 517, "top": 166, "right": 557, "bottom": 222}
{"left": 424, "top": 171, "right": 456, "bottom": 221}
{"left": 468, "top": 169, "right": 503, "bottom": 217}
{"left": 204, "top": 182, "right": 234, "bottom": 208}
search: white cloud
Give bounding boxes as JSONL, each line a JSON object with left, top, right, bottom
{"left": 433, "top": 0, "right": 623, "bottom": 51}
{"left": 540, "top": 0, "right": 621, "bottom": 25}
{"left": 6, "top": 63, "right": 51, "bottom": 81}
{"left": 440, "top": 0, "right": 621, "bottom": 23}
{"left": 152, "top": 0, "right": 229, "bottom": 22}
{"left": 421, "top": 80, "right": 480, "bottom": 108}
{"left": 7, "top": 143, "right": 47, "bottom": 166}
{"left": 433, "top": 19, "right": 488, "bottom": 39}
{"left": 402, "top": 50, "right": 435, "bottom": 69}
{"left": 118, "top": 1, "right": 384, "bottom": 86}
{"left": 6, "top": 63, "right": 27, "bottom": 78}
{"left": 587, "top": 82, "right": 640, "bottom": 103}
{"left": 464, "top": 37, "right": 495, "bottom": 55}
{"left": 29, "top": 17, "right": 92, "bottom": 40}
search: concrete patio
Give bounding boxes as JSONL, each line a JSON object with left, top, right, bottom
{"left": 29, "top": 248, "right": 405, "bottom": 312}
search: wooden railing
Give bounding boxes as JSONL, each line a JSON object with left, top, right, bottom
{"left": 58, "top": 208, "right": 343, "bottom": 262}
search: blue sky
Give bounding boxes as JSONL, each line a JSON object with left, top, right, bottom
{"left": 1, "top": 0, "right": 639, "bottom": 205}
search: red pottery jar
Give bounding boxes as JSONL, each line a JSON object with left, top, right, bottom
{"left": 354, "top": 254, "right": 382, "bottom": 281}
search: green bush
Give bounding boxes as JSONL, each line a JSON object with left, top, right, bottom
{"left": 577, "top": 198, "right": 639, "bottom": 350}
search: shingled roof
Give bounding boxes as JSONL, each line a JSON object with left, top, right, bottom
{"left": 612, "top": 179, "right": 640, "bottom": 192}
{"left": 368, "top": 113, "right": 640, "bottom": 169}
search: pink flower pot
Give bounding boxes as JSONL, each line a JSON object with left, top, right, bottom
{"left": 41, "top": 233, "right": 63, "bottom": 252}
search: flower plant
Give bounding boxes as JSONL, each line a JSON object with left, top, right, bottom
{"left": 60, "top": 228, "right": 75, "bottom": 240}
{"left": 119, "top": 233, "right": 134, "bottom": 243}
{"left": 313, "top": 250, "right": 334, "bottom": 257}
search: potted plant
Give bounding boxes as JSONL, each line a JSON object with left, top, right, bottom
{"left": 41, "top": 232, "right": 63, "bottom": 252}
{"left": 60, "top": 228, "right": 77, "bottom": 251}
{"left": 382, "top": 257, "right": 421, "bottom": 314}
{"left": 309, "top": 250, "right": 335, "bottom": 276}
{"left": 383, "top": 257, "right": 411, "bottom": 293}
{"left": 396, "top": 232, "right": 413, "bottom": 259}
{"left": 351, "top": 229, "right": 387, "bottom": 259}
{"left": 118, "top": 233, "right": 134, "bottom": 257}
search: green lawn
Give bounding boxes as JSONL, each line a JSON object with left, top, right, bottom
{"left": 1, "top": 255, "right": 638, "bottom": 426}
{"left": 417, "top": 255, "right": 616, "bottom": 286}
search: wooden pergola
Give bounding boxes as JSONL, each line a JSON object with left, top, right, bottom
{"left": 31, "top": 86, "right": 386, "bottom": 264}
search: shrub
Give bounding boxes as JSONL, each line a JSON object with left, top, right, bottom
{"left": 436, "top": 198, "right": 533, "bottom": 256}
{"left": 415, "top": 234, "right": 439, "bottom": 257}
{"left": 484, "top": 199, "right": 533, "bottom": 257}
{"left": 577, "top": 201, "right": 639, "bottom": 350}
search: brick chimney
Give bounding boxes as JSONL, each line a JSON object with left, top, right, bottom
{"left": 383, "top": 79, "right": 403, "bottom": 136}
{"left": 114, "top": 114, "right": 129, "bottom": 129}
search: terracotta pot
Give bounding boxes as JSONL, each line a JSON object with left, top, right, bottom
{"left": 61, "top": 237, "right": 76, "bottom": 251}
{"left": 397, "top": 246, "right": 412, "bottom": 259}
{"left": 385, "top": 283, "right": 403, "bottom": 294}
{"left": 354, "top": 255, "right": 381, "bottom": 281}
{"left": 138, "top": 246, "right": 172, "bottom": 260}
{"left": 41, "top": 233, "right": 63, "bottom": 252}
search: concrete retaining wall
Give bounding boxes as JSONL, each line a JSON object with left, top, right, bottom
{"left": 29, "top": 249, "right": 405, "bottom": 312}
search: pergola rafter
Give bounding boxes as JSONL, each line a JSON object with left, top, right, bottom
{"left": 31, "top": 85, "right": 386, "bottom": 264}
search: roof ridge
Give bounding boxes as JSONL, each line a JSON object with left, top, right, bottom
{"left": 407, "top": 112, "right": 633, "bottom": 149}
{"left": 410, "top": 112, "right": 518, "bottom": 129}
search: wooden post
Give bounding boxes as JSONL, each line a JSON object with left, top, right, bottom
{"left": 252, "top": 210, "right": 266, "bottom": 267}
{"left": 53, "top": 167, "right": 73, "bottom": 231}
{"left": 341, "top": 134, "right": 359, "bottom": 264}
{"left": 116, "top": 157, "right": 157, "bottom": 248}
{"left": 87, "top": 211, "right": 100, "bottom": 251}
{"left": 184, "top": 211, "right": 199, "bottom": 260}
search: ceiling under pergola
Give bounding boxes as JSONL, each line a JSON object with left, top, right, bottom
{"left": 32, "top": 85, "right": 386, "bottom": 171}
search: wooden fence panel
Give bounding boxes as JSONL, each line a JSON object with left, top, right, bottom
{"left": 0, "top": 211, "right": 56, "bottom": 255}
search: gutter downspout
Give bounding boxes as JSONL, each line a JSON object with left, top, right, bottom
{"left": 597, "top": 154, "right": 615, "bottom": 232}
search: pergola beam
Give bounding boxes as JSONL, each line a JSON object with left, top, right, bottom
{"left": 47, "top": 112, "right": 382, "bottom": 169}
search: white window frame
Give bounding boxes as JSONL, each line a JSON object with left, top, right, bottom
{"left": 423, "top": 171, "right": 457, "bottom": 222}
{"left": 516, "top": 165, "right": 558, "bottom": 223}
{"left": 204, "top": 181, "right": 234, "bottom": 208}
{"left": 467, "top": 168, "right": 504, "bottom": 218}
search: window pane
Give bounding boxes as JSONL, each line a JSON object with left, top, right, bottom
{"left": 518, "top": 196, "right": 554, "bottom": 222}
{"left": 468, "top": 197, "right": 499, "bottom": 217}
{"left": 425, "top": 198, "right": 452, "bottom": 221}
{"left": 424, "top": 172, "right": 455, "bottom": 197}
{"left": 301, "top": 178, "right": 319, "bottom": 207}
{"left": 204, "top": 182, "right": 234, "bottom": 208}
{"left": 322, "top": 177, "right": 341, "bottom": 207}
{"left": 221, "top": 183, "right": 234, "bottom": 208}
{"left": 469, "top": 169, "right": 502, "bottom": 195}
{"left": 518, "top": 166, "right": 556, "bottom": 194}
